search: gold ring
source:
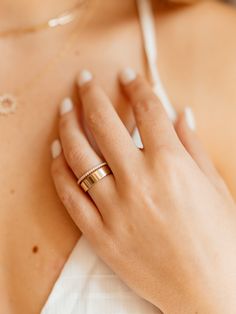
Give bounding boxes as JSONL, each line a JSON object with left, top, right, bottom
{"left": 78, "top": 163, "right": 112, "bottom": 192}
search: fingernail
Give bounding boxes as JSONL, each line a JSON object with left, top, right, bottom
{"left": 51, "top": 139, "right": 62, "bottom": 159}
{"left": 184, "top": 107, "right": 196, "bottom": 131}
{"left": 60, "top": 98, "right": 73, "bottom": 116}
{"left": 77, "top": 70, "right": 93, "bottom": 87}
{"left": 120, "top": 67, "right": 137, "bottom": 85}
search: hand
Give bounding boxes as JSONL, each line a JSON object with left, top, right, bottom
{"left": 50, "top": 68, "right": 236, "bottom": 314}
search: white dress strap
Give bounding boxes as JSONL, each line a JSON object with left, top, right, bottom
{"left": 136, "top": 0, "right": 177, "bottom": 122}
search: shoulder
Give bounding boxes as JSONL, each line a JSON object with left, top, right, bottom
{"left": 191, "top": 0, "right": 236, "bottom": 24}
{"left": 154, "top": 0, "right": 236, "bottom": 114}
{"left": 152, "top": 1, "right": 236, "bottom": 76}
{"left": 153, "top": 1, "right": 236, "bottom": 197}
{"left": 186, "top": 1, "right": 236, "bottom": 50}
{"left": 153, "top": 1, "right": 236, "bottom": 103}
{"left": 156, "top": 1, "right": 236, "bottom": 48}
{"left": 153, "top": 1, "right": 236, "bottom": 49}
{"left": 180, "top": 1, "right": 236, "bottom": 61}
{"left": 181, "top": 1, "right": 236, "bottom": 84}
{"left": 183, "top": 2, "right": 236, "bottom": 197}
{"left": 187, "top": 2, "right": 236, "bottom": 198}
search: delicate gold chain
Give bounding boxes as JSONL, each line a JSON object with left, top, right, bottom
{"left": 0, "top": 1, "right": 86, "bottom": 38}
{"left": 15, "top": 17, "right": 85, "bottom": 99}
{"left": 15, "top": 15, "right": 88, "bottom": 99}
{"left": 0, "top": 1, "right": 89, "bottom": 116}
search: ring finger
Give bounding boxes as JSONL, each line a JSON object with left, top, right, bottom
{"left": 58, "top": 97, "right": 116, "bottom": 209}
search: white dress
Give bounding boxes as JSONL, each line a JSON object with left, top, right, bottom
{"left": 41, "top": 0, "right": 176, "bottom": 313}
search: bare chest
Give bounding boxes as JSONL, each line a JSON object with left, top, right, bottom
{"left": 1, "top": 14, "right": 236, "bottom": 312}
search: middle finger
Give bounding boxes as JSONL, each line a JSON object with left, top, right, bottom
{"left": 77, "top": 70, "right": 140, "bottom": 179}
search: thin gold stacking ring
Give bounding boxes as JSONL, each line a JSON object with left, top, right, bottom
{"left": 77, "top": 162, "right": 113, "bottom": 192}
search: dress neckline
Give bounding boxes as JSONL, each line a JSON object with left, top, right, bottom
{"left": 41, "top": 128, "right": 142, "bottom": 312}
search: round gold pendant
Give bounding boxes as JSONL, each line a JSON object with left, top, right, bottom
{"left": 0, "top": 94, "right": 17, "bottom": 116}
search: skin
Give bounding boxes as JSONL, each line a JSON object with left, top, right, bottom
{"left": 1, "top": 0, "right": 236, "bottom": 312}
{"left": 51, "top": 70, "right": 236, "bottom": 313}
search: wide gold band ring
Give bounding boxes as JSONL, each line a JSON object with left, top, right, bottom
{"left": 77, "top": 162, "right": 112, "bottom": 192}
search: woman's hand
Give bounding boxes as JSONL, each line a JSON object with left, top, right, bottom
{"left": 50, "top": 69, "right": 236, "bottom": 314}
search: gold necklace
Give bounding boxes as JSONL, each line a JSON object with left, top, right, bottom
{"left": 0, "top": 2, "right": 88, "bottom": 117}
{"left": 0, "top": 1, "right": 86, "bottom": 38}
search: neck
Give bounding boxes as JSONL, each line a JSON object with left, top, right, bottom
{"left": 0, "top": 0, "right": 80, "bottom": 30}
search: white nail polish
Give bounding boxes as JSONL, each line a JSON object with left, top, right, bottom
{"left": 120, "top": 67, "right": 137, "bottom": 85}
{"left": 78, "top": 70, "right": 93, "bottom": 87}
{"left": 60, "top": 98, "right": 73, "bottom": 115}
{"left": 184, "top": 107, "right": 196, "bottom": 131}
{"left": 51, "top": 139, "right": 62, "bottom": 159}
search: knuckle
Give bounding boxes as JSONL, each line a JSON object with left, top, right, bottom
{"left": 59, "top": 189, "right": 75, "bottom": 208}
{"left": 137, "top": 98, "right": 153, "bottom": 111}
{"left": 67, "top": 146, "right": 86, "bottom": 166}
{"left": 86, "top": 107, "right": 107, "bottom": 136}
{"left": 133, "top": 98, "right": 159, "bottom": 125}
{"left": 86, "top": 109, "right": 100, "bottom": 129}
{"left": 129, "top": 79, "right": 158, "bottom": 103}
{"left": 79, "top": 81, "right": 94, "bottom": 97}
{"left": 59, "top": 115, "right": 70, "bottom": 131}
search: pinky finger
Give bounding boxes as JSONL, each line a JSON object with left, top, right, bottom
{"left": 50, "top": 139, "right": 104, "bottom": 240}
{"left": 175, "top": 109, "right": 230, "bottom": 196}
